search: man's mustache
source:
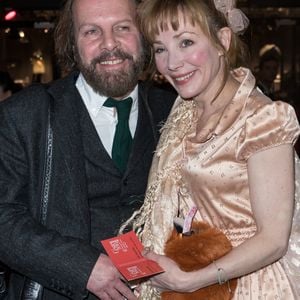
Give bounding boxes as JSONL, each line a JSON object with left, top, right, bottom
{"left": 91, "top": 49, "right": 133, "bottom": 67}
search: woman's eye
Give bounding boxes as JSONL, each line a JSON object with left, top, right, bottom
{"left": 154, "top": 47, "right": 165, "bottom": 54}
{"left": 181, "top": 39, "right": 194, "bottom": 48}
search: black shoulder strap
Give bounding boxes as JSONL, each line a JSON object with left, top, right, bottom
{"left": 21, "top": 96, "right": 54, "bottom": 300}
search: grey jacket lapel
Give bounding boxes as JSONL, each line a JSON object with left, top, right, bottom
{"left": 47, "top": 74, "right": 89, "bottom": 217}
{"left": 49, "top": 73, "right": 120, "bottom": 177}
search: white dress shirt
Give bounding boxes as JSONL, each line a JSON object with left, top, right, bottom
{"left": 75, "top": 73, "right": 139, "bottom": 157}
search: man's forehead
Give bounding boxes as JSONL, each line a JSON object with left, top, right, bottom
{"left": 73, "top": 0, "right": 137, "bottom": 21}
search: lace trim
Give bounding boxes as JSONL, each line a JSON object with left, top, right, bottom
{"left": 129, "top": 100, "right": 196, "bottom": 299}
{"left": 156, "top": 99, "right": 196, "bottom": 157}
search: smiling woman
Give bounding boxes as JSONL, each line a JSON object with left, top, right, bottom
{"left": 152, "top": 21, "right": 231, "bottom": 102}
{"left": 122, "top": 0, "right": 300, "bottom": 299}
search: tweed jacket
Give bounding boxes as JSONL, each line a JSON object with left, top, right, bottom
{"left": 0, "top": 72, "right": 176, "bottom": 299}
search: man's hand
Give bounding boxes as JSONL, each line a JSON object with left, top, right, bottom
{"left": 87, "top": 254, "right": 137, "bottom": 300}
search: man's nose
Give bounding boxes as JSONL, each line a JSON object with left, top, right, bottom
{"left": 100, "top": 31, "right": 120, "bottom": 51}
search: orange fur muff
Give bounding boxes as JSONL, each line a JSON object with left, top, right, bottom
{"left": 162, "top": 222, "right": 237, "bottom": 300}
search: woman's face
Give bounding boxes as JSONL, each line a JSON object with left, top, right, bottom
{"left": 153, "top": 15, "right": 226, "bottom": 100}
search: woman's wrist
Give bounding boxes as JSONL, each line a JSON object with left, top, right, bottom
{"left": 179, "top": 269, "right": 207, "bottom": 292}
{"left": 182, "top": 262, "right": 226, "bottom": 292}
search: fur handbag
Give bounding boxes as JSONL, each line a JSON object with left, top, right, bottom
{"left": 161, "top": 221, "right": 237, "bottom": 300}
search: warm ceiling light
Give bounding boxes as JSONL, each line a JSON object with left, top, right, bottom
{"left": 4, "top": 10, "right": 17, "bottom": 21}
{"left": 19, "top": 30, "right": 25, "bottom": 38}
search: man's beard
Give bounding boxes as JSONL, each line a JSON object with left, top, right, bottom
{"left": 76, "top": 47, "right": 145, "bottom": 98}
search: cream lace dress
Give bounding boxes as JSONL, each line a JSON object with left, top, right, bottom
{"left": 133, "top": 68, "right": 300, "bottom": 299}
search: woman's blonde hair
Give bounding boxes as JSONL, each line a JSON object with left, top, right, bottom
{"left": 138, "top": 0, "right": 249, "bottom": 75}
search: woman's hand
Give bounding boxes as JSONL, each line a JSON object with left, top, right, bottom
{"left": 143, "top": 250, "right": 196, "bottom": 293}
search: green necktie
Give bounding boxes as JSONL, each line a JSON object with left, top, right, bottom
{"left": 103, "top": 97, "right": 133, "bottom": 173}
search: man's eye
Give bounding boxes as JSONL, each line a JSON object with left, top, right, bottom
{"left": 181, "top": 39, "right": 193, "bottom": 48}
{"left": 116, "top": 26, "right": 130, "bottom": 32}
{"left": 84, "top": 29, "right": 97, "bottom": 36}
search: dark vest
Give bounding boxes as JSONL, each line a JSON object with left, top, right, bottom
{"left": 78, "top": 97, "right": 151, "bottom": 251}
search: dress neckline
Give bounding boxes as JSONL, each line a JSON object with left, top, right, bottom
{"left": 185, "top": 67, "right": 256, "bottom": 144}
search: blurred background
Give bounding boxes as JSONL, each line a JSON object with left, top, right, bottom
{"left": 0, "top": 0, "right": 299, "bottom": 106}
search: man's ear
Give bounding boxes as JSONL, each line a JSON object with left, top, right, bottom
{"left": 217, "top": 27, "right": 232, "bottom": 51}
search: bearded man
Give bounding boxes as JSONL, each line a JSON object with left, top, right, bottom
{"left": 0, "top": 0, "right": 176, "bottom": 299}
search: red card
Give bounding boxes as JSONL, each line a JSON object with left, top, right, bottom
{"left": 101, "top": 231, "right": 164, "bottom": 281}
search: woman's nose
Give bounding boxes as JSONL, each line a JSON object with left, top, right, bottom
{"left": 167, "top": 53, "right": 183, "bottom": 71}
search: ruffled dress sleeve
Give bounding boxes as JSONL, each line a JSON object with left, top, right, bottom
{"left": 237, "top": 101, "right": 300, "bottom": 161}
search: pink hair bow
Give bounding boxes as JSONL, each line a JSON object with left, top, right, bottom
{"left": 214, "top": 0, "right": 249, "bottom": 34}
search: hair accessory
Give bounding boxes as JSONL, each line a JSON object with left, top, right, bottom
{"left": 213, "top": 0, "right": 249, "bottom": 35}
